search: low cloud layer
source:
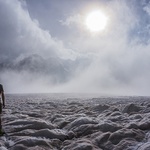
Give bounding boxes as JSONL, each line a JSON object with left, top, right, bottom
{"left": 0, "top": 0, "right": 150, "bottom": 95}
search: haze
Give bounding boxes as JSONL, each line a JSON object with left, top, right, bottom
{"left": 0, "top": 0, "right": 150, "bottom": 95}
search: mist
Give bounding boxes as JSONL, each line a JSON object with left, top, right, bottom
{"left": 0, "top": 0, "right": 150, "bottom": 95}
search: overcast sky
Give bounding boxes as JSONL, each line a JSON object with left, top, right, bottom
{"left": 0, "top": 0, "right": 150, "bottom": 95}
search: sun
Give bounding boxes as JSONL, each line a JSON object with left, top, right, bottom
{"left": 85, "top": 10, "right": 108, "bottom": 32}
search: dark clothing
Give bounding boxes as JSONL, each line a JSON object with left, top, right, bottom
{"left": 0, "top": 84, "right": 4, "bottom": 131}
{"left": 0, "top": 84, "right": 4, "bottom": 93}
{"left": 0, "top": 103, "right": 2, "bottom": 114}
{"left": 0, "top": 84, "right": 4, "bottom": 114}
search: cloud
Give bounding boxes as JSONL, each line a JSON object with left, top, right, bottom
{"left": 60, "top": 14, "right": 83, "bottom": 27}
{"left": 0, "top": 0, "right": 87, "bottom": 93}
{"left": 56, "top": 0, "right": 150, "bottom": 95}
{"left": 0, "top": 0, "right": 77, "bottom": 60}
{"left": 1, "top": 0, "right": 150, "bottom": 95}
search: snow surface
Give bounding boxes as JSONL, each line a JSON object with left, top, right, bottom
{"left": 0, "top": 94, "right": 150, "bottom": 150}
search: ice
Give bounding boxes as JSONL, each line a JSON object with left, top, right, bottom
{"left": 1, "top": 94, "right": 150, "bottom": 149}
{"left": 0, "top": 147, "right": 8, "bottom": 150}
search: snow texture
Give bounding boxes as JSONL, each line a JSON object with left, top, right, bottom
{"left": 1, "top": 94, "right": 150, "bottom": 150}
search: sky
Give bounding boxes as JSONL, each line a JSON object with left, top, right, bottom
{"left": 0, "top": 0, "right": 150, "bottom": 95}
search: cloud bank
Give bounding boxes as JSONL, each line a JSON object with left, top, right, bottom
{"left": 0, "top": 0, "right": 150, "bottom": 95}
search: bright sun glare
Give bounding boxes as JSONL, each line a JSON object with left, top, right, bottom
{"left": 85, "top": 10, "right": 108, "bottom": 32}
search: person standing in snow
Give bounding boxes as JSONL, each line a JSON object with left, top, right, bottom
{"left": 0, "top": 84, "right": 5, "bottom": 135}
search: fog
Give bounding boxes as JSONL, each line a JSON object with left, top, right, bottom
{"left": 0, "top": 0, "right": 150, "bottom": 95}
